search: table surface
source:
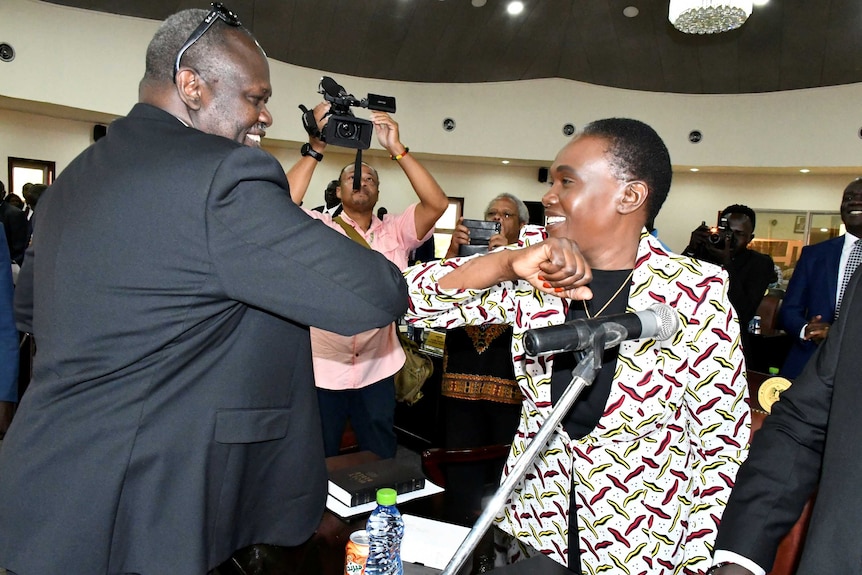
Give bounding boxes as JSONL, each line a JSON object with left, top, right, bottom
{"left": 216, "top": 451, "right": 465, "bottom": 575}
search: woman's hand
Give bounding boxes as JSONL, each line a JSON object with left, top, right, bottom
{"left": 511, "top": 238, "right": 593, "bottom": 301}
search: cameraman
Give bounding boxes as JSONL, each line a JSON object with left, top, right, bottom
{"left": 289, "top": 100, "right": 448, "bottom": 459}
{"left": 682, "top": 204, "right": 776, "bottom": 336}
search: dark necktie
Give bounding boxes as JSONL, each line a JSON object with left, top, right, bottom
{"left": 835, "top": 239, "right": 862, "bottom": 319}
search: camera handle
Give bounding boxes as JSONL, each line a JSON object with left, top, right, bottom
{"left": 298, "top": 104, "right": 321, "bottom": 140}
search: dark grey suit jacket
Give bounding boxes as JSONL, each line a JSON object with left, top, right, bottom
{"left": 0, "top": 103, "right": 408, "bottom": 575}
{"left": 716, "top": 263, "right": 862, "bottom": 573}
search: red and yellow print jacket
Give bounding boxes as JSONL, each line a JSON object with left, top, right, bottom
{"left": 404, "top": 227, "right": 750, "bottom": 574}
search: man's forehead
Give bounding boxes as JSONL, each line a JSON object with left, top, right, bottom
{"left": 342, "top": 164, "right": 378, "bottom": 179}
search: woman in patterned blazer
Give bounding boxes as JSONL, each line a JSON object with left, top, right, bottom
{"left": 404, "top": 118, "right": 750, "bottom": 574}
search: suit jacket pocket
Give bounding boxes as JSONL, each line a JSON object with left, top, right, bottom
{"left": 214, "top": 407, "right": 290, "bottom": 444}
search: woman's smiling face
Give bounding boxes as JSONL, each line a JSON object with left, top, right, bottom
{"left": 542, "top": 134, "right": 628, "bottom": 257}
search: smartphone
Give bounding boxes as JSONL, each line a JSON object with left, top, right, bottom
{"left": 462, "top": 219, "right": 501, "bottom": 245}
{"left": 459, "top": 219, "right": 501, "bottom": 256}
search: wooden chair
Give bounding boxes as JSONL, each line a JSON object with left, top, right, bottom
{"left": 747, "top": 370, "right": 815, "bottom": 575}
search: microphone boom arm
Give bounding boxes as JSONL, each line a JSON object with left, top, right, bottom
{"left": 441, "top": 326, "right": 615, "bottom": 575}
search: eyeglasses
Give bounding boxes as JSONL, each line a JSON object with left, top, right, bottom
{"left": 173, "top": 3, "right": 242, "bottom": 83}
{"left": 485, "top": 210, "right": 517, "bottom": 220}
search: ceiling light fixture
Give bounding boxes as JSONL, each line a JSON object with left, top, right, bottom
{"left": 669, "top": 1, "right": 753, "bottom": 34}
{"left": 471, "top": 0, "right": 487, "bottom": 6}
{"left": 800, "top": 169, "right": 810, "bottom": 173}
{"left": 623, "top": 6, "right": 639, "bottom": 17}
{"left": 501, "top": 160, "right": 511, "bottom": 165}
{"left": 507, "top": 1, "right": 524, "bottom": 16}
{"left": 690, "top": 168, "right": 700, "bottom": 172}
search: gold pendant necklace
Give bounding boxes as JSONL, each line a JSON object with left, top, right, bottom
{"left": 582, "top": 269, "right": 634, "bottom": 319}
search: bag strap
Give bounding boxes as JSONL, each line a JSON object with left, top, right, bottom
{"left": 333, "top": 216, "right": 371, "bottom": 249}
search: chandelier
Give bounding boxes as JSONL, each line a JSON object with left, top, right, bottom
{"left": 668, "top": 1, "right": 753, "bottom": 34}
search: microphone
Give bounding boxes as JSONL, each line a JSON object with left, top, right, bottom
{"left": 319, "top": 76, "right": 348, "bottom": 98}
{"left": 523, "top": 304, "right": 679, "bottom": 355}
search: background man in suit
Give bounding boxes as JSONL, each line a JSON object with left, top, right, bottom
{"left": 312, "top": 178, "right": 342, "bottom": 216}
{"left": 0, "top": 6, "right": 407, "bottom": 574}
{"left": 710, "top": 268, "right": 862, "bottom": 574}
{"left": 21, "top": 183, "right": 46, "bottom": 236}
{"left": 0, "top": 181, "right": 28, "bottom": 266}
{"left": 0, "top": 229, "right": 18, "bottom": 439}
{"left": 779, "top": 178, "right": 862, "bottom": 378}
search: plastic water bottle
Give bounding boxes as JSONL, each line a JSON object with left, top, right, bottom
{"left": 364, "top": 487, "right": 405, "bottom": 575}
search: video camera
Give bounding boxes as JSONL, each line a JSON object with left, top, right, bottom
{"left": 311, "top": 76, "right": 397, "bottom": 150}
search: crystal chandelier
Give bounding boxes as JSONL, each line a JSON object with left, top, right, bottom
{"left": 668, "top": 0, "right": 753, "bottom": 34}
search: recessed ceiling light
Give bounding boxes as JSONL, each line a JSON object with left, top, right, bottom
{"left": 800, "top": 169, "right": 810, "bottom": 173}
{"left": 507, "top": 1, "right": 524, "bottom": 15}
{"left": 820, "top": 228, "right": 829, "bottom": 232}
{"left": 623, "top": 6, "right": 639, "bottom": 17}
{"left": 753, "top": 0, "right": 769, "bottom": 6}
{"left": 690, "top": 168, "right": 700, "bottom": 172}
{"left": 501, "top": 160, "right": 510, "bottom": 165}
{"left": 471, "top": 0, "right": 487, "bottom": 6}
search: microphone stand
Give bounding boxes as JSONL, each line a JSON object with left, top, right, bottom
{"left": 441, "top": 323, "right": 627, "bottom": 575}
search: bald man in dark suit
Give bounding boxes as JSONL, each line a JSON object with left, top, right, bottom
{"left": 0, "top": 7, "right": 407, "bottom": 575}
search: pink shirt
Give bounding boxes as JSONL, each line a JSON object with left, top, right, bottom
{"left": 305, "top": 204, "right": 430, "bottom": 389}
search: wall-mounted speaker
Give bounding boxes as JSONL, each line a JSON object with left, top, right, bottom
{"left": 537, "top": 167, "right": 549, "bottom": 183}
{"left": 93, "top": 124, "right": 107, "bottom": 141}
{"left": 0, "top": 43, "right": 14, "bottom": 63}
{"left": 525, "top": 200, "right": 545, "bottom": 225}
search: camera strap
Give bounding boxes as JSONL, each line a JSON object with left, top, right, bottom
{"left": 298, "top": 104, "right": 321, "bottom": 140}
{"left": 352, "top": 149, "right": 363, "bottom": 191}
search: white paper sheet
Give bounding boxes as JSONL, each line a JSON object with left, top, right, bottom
{"left": 401, "top": 514, "right": 471, "bottom": 570}
{"left": 325, "top": 480, "right": 444, "bottom": 519}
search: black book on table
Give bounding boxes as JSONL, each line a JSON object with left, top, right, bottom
{"left": 328, "top": 458, "right": 426, "bottom": 507}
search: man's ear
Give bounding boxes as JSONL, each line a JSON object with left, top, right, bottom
{"left": 335, "top": 186, "right": 343, "bottom": 200}
{"left": 619, "top": 181, "right": 648, "bottom": 215}
{"left": 176, "top": 69, "right": 203, "bottom": 111}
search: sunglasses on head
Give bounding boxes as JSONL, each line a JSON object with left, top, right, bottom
{"left": 173, "top": 2, "right": 241, "bottom": 83}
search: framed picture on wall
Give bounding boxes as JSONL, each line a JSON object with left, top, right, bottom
{"left": 794, "top": 215, "right": 806, "bottom": 234}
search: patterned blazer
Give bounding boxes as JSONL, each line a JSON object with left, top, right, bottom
{"left": 405, "top": 227, "right": 750, "bottom": 574}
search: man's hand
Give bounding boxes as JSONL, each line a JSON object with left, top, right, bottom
{"left": 687, "top": 223, "right": 732, "bottom": 266}
{"left": 686, "top": 222, "right": 711, "bottom": 254}
{"left": 370, "top": 111, "right": 405, "bottom": 156}
{"left": 804, "top": 314, "right": 831, "bottom": 342}
{"left": 0, "top": 401, "right": 14, "bottom": 438}
{"left": 309, "top": 101, "right": 330, "bottom": 150}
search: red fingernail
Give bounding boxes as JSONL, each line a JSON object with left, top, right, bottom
{"left": 543, "top": 282, "right": 551, "bottom": 289}
{"left": 554, "top": 287, "right": 564, "bottom": 293}
{"left": 538, "top": 275, "right": 546, "bottom": 281}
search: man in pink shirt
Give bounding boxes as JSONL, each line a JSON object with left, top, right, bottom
{"left": 293, "top": 107, "right": 448, "bottom": 458}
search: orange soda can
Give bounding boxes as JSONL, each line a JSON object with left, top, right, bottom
{"left": 345, "top": 529, "right": 370, "bottom": 575}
